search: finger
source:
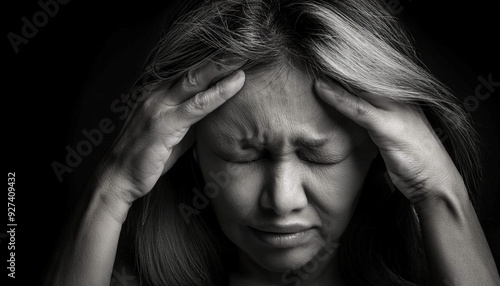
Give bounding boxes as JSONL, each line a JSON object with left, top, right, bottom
{"left": 172, "top": 70, "right": 245, "bottom": 128}
{"left": 162, "top": 129, "right": 195, "bottom": 174}
{"left": 164, "top": 57, "right": 246, "bottom": 106}
{"left": 355, "top": 90, "right": 398, "bottom": 110}
{"left": 315, "top": 77, "right": 380, "bottom": 130}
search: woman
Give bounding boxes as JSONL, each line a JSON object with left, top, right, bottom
{"left": 46, "top": 0, "right": 500, "bottom": 285}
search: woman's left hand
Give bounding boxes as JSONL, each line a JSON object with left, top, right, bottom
{"left": 314, "top": 77, "right": 500, "bottom": 285}
{"left": 314, "top": 77, "right": 467, "bottom": 205}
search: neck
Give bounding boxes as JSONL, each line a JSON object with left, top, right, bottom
{"left": 230, "top": 249, "right": 345, "bottom": 286}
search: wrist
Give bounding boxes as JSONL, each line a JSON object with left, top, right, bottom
{"left": 92, "top": 185, "right": 132, "bottom": 224}
{"left": 91, "top": 167, "right": 136, "bottom": 224}
{"left": 413, "top": 179, "right": 472, "bottom": 221}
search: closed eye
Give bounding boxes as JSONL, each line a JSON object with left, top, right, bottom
{"left": 297, "top": 155, "right": 340, "bottom": 166}
{"left": 222, "top": 151, "right": 344, "bottom": 166}
{"left": 228, "top": 157, "right": 265, "bottom": 165}
{"left": 221, "top": 151, "right": 269, "bottom": 165}
{"left": 296, "top": 150, "right": 346, "bottom": 166}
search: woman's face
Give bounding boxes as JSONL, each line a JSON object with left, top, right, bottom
{"left": 195, "top": 67, "right": 377, "bottom": 273}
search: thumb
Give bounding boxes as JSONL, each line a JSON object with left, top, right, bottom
{"left": 162, "top": 128, "right": 195, "bottom": 174}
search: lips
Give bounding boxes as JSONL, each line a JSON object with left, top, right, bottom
{"left": 249, "top": 224, "right": 315, "bottom": 248}
{"left": 252, "top": 224, "right": 312, "bottom": 234}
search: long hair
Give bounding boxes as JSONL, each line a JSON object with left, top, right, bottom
{"left": 122, "top": 0, "right": 481, "bottom": 285}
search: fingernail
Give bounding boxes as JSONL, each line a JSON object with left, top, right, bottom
{"left": 229, "top": 70, "right": 245, "bottom": 80}
{"left": 218, "top": 53, "right": 242, "bottom": 62}
{"left": 217, "top": 55, "right": 247, "bottom": 67}
{"left": 222, "top": 70, "right": 244, "bottom": 83}
{"left": 316, "top": 77, "right": 333, "bottom": 90}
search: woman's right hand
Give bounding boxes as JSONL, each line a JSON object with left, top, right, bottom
{"left": 98, "top": 59, "right": 246, "bottom": 205}
{"left": 44, "top": 62, "right": 245, "bottom": 286}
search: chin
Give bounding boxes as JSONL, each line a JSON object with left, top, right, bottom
{"left": 249, "top": 245, "right": 322, "bottom": 272}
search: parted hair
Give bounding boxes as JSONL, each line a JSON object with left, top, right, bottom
{"left": 122, "top": 0, "right": 481, "bottom": 285}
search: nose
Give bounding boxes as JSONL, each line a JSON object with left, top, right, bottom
{"left": 260, "top": 161, "right": 308, "bottom": 216}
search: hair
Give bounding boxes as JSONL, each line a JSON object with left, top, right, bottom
{"left": 121, "top": 0, "right": 482, "bottom": 285}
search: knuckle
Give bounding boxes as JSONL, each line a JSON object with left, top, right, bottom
{"left": 136, "top": 100, "right": 165, "bottom": 131}
{"left": 214, "top": 81, "right": 226, "bottom": 96}
{"left": 138, "top": 100, "right": 158, "bottom": 119}
{"left": 352, "top": 100, "right": 370, "bottom": 117}
{"left": 190, "top": 93, "right": 208, "bottom": 111}
{"left": 336, "top": 88, "right": 349, "bottom": 101}
{"left": 142, "top": 112, "right": 163, "bottom": 132}
{"left": 169, "top": 125, "right": 189, "bottom": 140}
{"left": 141, "top": 94, "right": 157, "bottom": 110}
{"left": 178, "top": 93, "right": 208, "bottom": 116}
{"left": 182, "top": 69, "right": 200, "bottom": 88}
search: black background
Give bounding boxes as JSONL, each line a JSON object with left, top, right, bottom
{"left": 3, "top": 0, "right": 499, "bottom": 285}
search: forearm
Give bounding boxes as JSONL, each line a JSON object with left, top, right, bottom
{"left": 414, "top": 185, "right": 500, "bottom": 285}
{"left": 45, "top": 182, "right": 132, "bottom": 286}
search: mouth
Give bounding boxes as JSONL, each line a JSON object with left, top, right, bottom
{"left": 249, "top": 224, "right": 315, "bottom": 248}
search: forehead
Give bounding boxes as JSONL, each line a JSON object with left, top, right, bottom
{"left": 195, "top": 66, "right": 357, "bottom": 146}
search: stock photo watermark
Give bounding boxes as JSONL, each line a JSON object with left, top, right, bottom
{"left": 382, "top": 0, "right": 407, "bottom": 15}
{"left": 51, "top": 82, "right": 158, "bottom": 182}
{"left": 6, "top": 172, "right": 17, "bottom": 279}
{"left": 463, "top": 73, "right": 499, "bottom": 112}
{"left": 178, "top": 161, "right": 247, "bottom": 224}
{"left": 282, "top": 234, "right": 341, "bottom": 285}
{"left": 111, "top": 267, "right": 137, "bottom": 286}
{"left": 383, "top": 72, "right": 497, "bottom": 192}
{"left": 7, "top": 0, "right": 71, "bottom": 54}
{"left": 51, "top": 117, "right": 115, "bottom": 182}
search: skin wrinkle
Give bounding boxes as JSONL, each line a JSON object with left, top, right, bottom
{"left": 203, "top": 66, "right": 362, "bottom": 157}
{"left": 194, "top": 65, "right": 378, "bottom": 285}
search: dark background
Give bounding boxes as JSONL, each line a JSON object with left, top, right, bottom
{"left": 3, "top": 0, "right": 499, "bottom": 285}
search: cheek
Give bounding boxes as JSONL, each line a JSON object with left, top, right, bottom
{"left": 195, "top": 139, "right": 264, "bottom": 228}
{"left": 309, "top": 149, "right": 374, "bottom": 233}
{"left": 198, "top": 156, "right": 266, "bottom": 226}
{"left": 198, "top": 147, "right": 374, "bottom": 235}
